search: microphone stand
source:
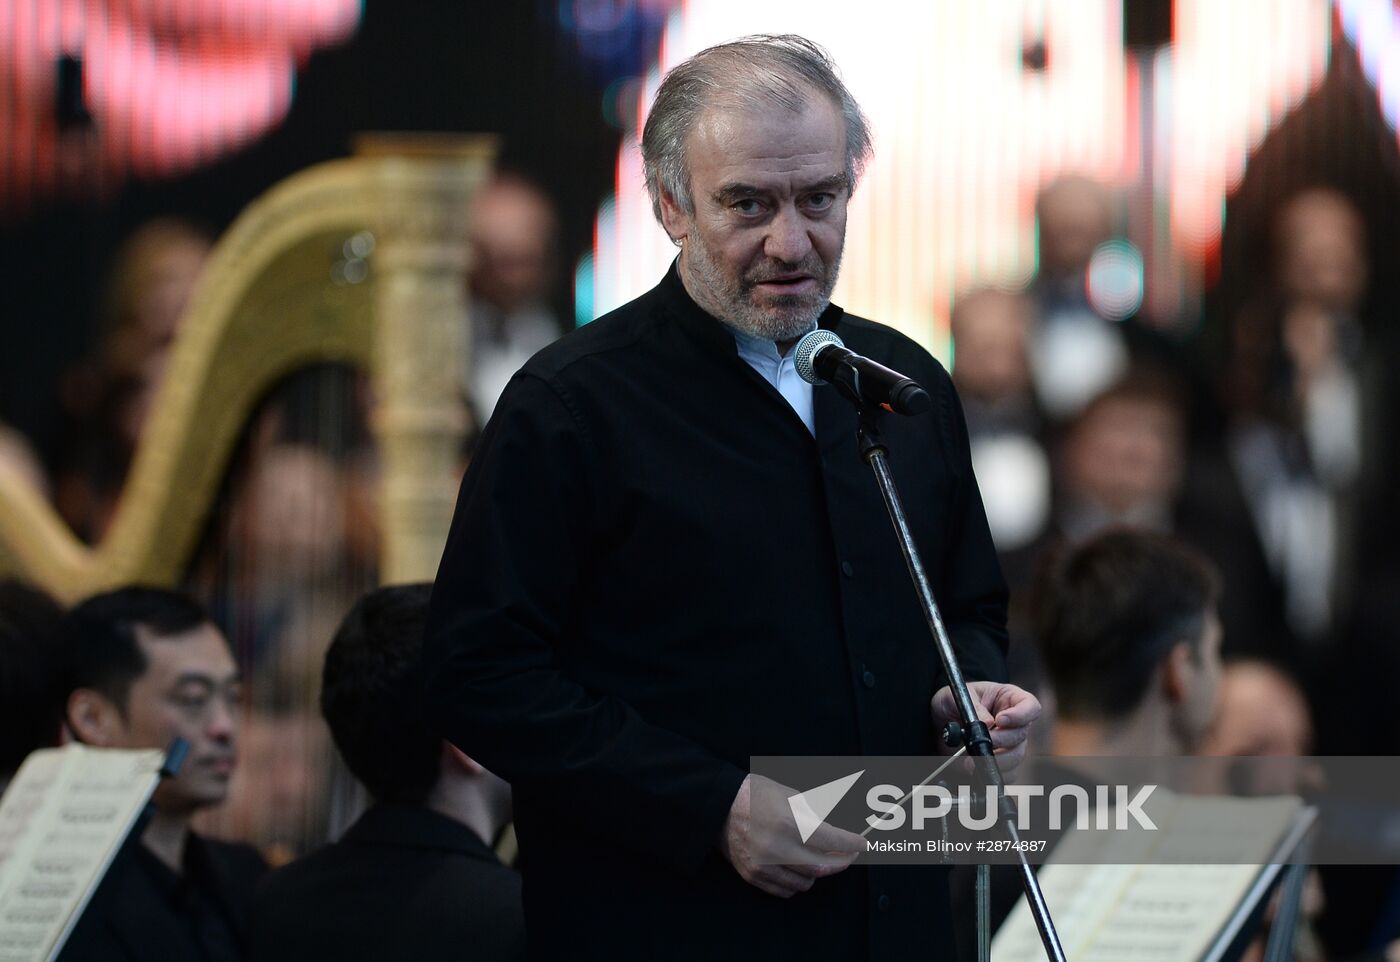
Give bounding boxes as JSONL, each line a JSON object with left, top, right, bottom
{"left": 849, "top": 399, "right": 1066, "bottom": 962}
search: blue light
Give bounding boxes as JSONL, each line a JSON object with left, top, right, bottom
{"left": 574, "top": 252, "right": 596, "bottom": 326}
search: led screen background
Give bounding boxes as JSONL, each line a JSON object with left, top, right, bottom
{"left": 2, "top": 0, "right": 1399, "bottom": 453}
{"left": 0, "top": 0, "right": 361, "bottom": 214}
{"left": 0, "top": 1, "right": 622, "bottom": 459}
{"left": 580, "top": 0, "right": 1383, "bottom": 356}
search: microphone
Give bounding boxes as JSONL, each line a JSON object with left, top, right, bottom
{"left": 794, "top": 330, "right": 931, "bottom": 416}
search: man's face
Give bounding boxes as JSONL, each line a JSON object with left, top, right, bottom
{"left": 1037, "top": 180, "right": 1112, "bottom": 277}
{"left": 1065, "top": 397, "right": 1184, "bottom": 515}
{"left": 1278, "top": 191, "right": 1367, "bottom": 313}
{"left": 1202, "top": 663, "right": 1312, "bottom": 757}
{"left": 660, "top": 94, "right": 849, "bottom": 342}
{"left": 468, "top": 179, "right": 556, "bottom": 314}
{"left": 951, "top": 291, "right": 1033, "bottom": 402}
{"left": 116, "top": 623, "right": 241, "bottom": 813}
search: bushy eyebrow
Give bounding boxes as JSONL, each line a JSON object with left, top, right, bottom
{"left": 799, "top": 174, "right": 850, "bottom": 195}
{"left": 711, "top": 173, "right": 849, "bottom": 206}
{"left": 171, "top": 672, "right": 241, "bottom": 690}
{"left": 711, "top": 183, "right": 765, "bottom": 205}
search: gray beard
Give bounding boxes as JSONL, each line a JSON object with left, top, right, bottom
{"left": 680, "top": 236, "right": 840, "bottom": 343}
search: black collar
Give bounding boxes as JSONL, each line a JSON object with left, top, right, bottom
{"left": 133, "top": 830, "right": 213, "bottom": 902}
{"left": 344, "top": 803, "right": 501, "bottom": 863}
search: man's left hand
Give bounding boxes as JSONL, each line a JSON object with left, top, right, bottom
{"left": 931, "top": 682, "right": 1041, "bottom": 770}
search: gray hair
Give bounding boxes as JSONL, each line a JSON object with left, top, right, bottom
{"left": 640, "top": 34, "right": 873, "bottom": 227}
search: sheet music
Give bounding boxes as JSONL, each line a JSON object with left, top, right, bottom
{"left": 0, "top": 746, "right": 163, "bottom": 962}
{"left": 0, "top": 751, "right": 67, "bottom": 880}
{"left": 991, "top": 790, "right": 1303, "bottom": 962}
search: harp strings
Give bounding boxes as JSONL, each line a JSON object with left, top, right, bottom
{"left": 188, "top": 364, "right": 377, "bottom": 863}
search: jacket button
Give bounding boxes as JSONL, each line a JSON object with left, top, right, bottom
{"left": 878, "top": 894, "right": 891, "bottom": 911}
{"left": 862, "top": 670, "right": 876, "bottom": 689}
{"left": 841, "top": 561, "right": 855, "bottom": 578}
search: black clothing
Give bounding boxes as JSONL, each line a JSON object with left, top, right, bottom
{"left": 1173, "top": 445, "right": 1297, "bottom": 664}
{"left": 250, "top": 803, "right": 523, "bottom": 962}
{"left": 425, "top": 264, "right": 1010, "bottom": 960}
{"left": 59, "top": 832, "right": 265, "bottom": 962}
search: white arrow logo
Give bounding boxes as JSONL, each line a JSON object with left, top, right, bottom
{"left": 788, "top": 770, "right": 865, "bottom": 843}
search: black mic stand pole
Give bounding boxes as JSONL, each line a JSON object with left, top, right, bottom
{"left": 851, "top": 401, "right": 1066, "bottom": 962}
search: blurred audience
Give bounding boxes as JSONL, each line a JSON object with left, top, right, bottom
{"left": 951, "top": 288, "right": 1041, "bottom": 438}
{"left": 190, "top": 366, "right": 373, "bottom": 657}
{"left": 0, "top": 422, "right": 50, "bottom": 497}
{"left": 214, "top": 701, "right": 334, "bottom": 868}
{"left": 55, "top": 218, "right": 212, "bottom": 542}
{"left": 1275, "top": 188, "right": 1369, "bottom": 318}
{"left": 1224, "top": 188, "right": 1370, "bottom": 644}
{"left": 252, "top": 583, "right": 522, "bottom": 962}
{"left": 1035, "top": 175, "right": 1115, "bottom": 299}
{"left": 57, "top": 586, "right": 264, "bottom": 961}
{"left": 232, "top": 442, "right": 349, "bottom": 596}
{"left": 996, "top": 368, "right": 1289, "bottom": 663}
{"left": 1054, "top": 370, "right": 1187, "bottom": 543}
{"left": 1201, "top": 659, "right": 1313, "bottom": 758}
{"left": 951, "top": 287, "right": 1051, "bottom": 555}
{"left": 0, "top": 579, "right": 63, "bottom": 795}
{"left": 466, "top": 172, "right": 563, "bottom": 422}
{"left": 184, "top": 368, "right": 380, "bottom": 861}
{"left": 1027, "top": 174, "right": 1129, "bottom": 419}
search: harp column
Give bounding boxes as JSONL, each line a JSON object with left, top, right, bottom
{"left": 358, "top": 134, "right": 498, "bottom": 583}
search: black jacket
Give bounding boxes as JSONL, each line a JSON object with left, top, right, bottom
{"left": 59, "top": 833, "right": 265, "bottom": 962}
{"left": 424, "top": 264, "right": 1009, "bottom": 961}
{"left": 250, "top": 804, "right": 524, "bottom": 962}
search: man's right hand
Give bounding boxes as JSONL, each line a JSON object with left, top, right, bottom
{"left": 719, "top": 774, "right": 864, "bottom": 898}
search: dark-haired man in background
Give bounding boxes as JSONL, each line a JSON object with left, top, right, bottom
{"left": 252, "top": 583, "right": 522, "bottom": 962}
{"left": 1037, "top": 528, "right": 1223, "bottom": 757}
{"left": 58, "top": 587, "right": 265, "bottom": 962}
{"left": 0, "top": 578, "right": 64, "bottom": 796}
{"left": 952, "top": 529, "right": 1225, "bottom": 959}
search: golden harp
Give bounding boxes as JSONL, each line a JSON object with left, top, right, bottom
{"left": 0, "top": 135, "right": 497, "bottom": 857}
{"left": 0, "top": 135, "right": 495, "bottom": 601}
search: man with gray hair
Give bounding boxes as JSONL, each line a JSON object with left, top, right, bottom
{"left": 426, "top": 34, "right": 1038, "bottom": 960}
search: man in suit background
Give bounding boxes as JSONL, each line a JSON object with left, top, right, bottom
{"left": 1038, "top": 528, "right": 1224, "bottom": 757}
{"left": 952, "top": 529, "right": 1226, "bottom": 960}
{"left": 59, "top": 587, "right": 265, "bottom": 962}
{"left": 252, "top": 583, "right": 522, "bottom": 962}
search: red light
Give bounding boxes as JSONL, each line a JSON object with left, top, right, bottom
{"left": 0, "top": 0, "right": 360, "bottom": 214}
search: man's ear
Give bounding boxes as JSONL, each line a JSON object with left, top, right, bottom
{"left": 66, "top": 688, "right": 126, "bottom": 747}
{"left": 441, "top": 741, "right": 485, "bottom": 777}
{"left": 658, "top": 189, "right": 690, "bottom": 246}
{"left": 1162, "top": 641, "right": 1193, "bottom": 706}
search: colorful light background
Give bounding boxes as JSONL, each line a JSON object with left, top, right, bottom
{"left": 576, "top": 0, "right": 1396, "bottom": 357}
{"left": 0, "top": 0, "right": 361, "bottom": 212}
